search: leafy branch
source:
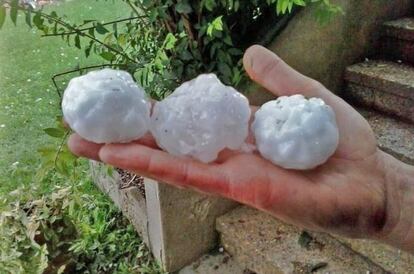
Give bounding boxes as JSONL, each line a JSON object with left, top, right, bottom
{"left": 41, "top": 16, "right": 145, "bottom": 37}
{"left": 36, "top": 11, "right": 136, "bottom": 63}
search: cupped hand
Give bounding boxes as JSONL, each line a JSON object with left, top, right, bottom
{"left": 68, "top": 45, "right": 391, "bottom": 240}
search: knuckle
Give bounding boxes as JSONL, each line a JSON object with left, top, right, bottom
{"left": 252, "top": 56, "right": 282, "bottom": 81}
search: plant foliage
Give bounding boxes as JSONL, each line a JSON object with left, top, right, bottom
{"left": 1, "top": 0, "right": 342, "bottom": 99}
{"left": 1, "top": 181, "right": 162, "bottom": 273}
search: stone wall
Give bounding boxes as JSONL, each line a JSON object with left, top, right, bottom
{"left": 247, "top": 0, "right": 414, "bottom": 106}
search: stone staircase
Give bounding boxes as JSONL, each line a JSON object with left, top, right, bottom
{"left": 215, "top": 18, "right": 414, "bottom": 273}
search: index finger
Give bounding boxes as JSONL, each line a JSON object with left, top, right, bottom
{"left": 243, "top": 45, "right": 337, "bottom": 104}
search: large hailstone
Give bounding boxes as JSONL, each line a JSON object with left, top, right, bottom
{"left": 62, "top": 69, "right": 151, "bottom": 144}
{"left": 252, "top": 95, "right": 339, "bottom": 170}
{"left": 151, "top": 74, "right": 251, "bottom": 163}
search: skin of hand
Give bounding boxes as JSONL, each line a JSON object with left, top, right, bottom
{"left": 68, "top": 45, "right": 414, "bottom": 253}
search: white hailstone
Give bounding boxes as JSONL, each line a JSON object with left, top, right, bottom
{"left": 62, "top": 68, "right": 151, "bottom": 144}
{"left": 252, "top": 95, "right": 339, "bottom": 170}
{"left": 151, "top": 74, "right": 251, "bottom": 163}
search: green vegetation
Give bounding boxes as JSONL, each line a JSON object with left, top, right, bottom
{"left": 0, "top": 1, "right": 161, "bottom": 273}
{"left": 0, "top": 0, "right": 342, "bottom": 272}
{"left": 1, "top": 0, "right": 342, "bottom": 100}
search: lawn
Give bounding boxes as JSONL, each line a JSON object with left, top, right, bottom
{"left": 0, "top": 0, "right": 131, "bottom": 192}
{"left": 0, "top": 1, "right": 161, "bottom": 273}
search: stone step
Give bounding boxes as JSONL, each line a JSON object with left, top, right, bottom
{"left": 360, "top": 108, "right": 414, "bottom": 164}
{"left": 380, "top": 18, "right": 414, "bottom": 64}
{"left": 345, "top": 60, "right": 414, "bottom": 123}
{"left": 216, "top": 207, "right": 388, "bottom": 274}
{"left": 336, "top": 237, "right": 414, "bottom": 274}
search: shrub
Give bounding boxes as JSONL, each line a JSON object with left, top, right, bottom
{"left": 1, "top": 0, "right": 342, "bottom": 99}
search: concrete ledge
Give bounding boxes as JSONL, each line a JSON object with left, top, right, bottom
{"left": 383, "top": 18, "right": 414, "bottom": 41}
{"left": 90, "top": 161, "right": 149, "bottom": 245}
{"left": 145, "top": 180, "right": 238, "bottom": 272}
{"left": 337, "top": 237, "right": 414, "bottom": 273}
{"left": 359, "top": 108, "right": 414, "bottom": 164}
{"left": 381, "top": 18, "right": 414, "bottom": 64}
{"left": 217, "top": 206, "right": 387, "bottom": 274}
{"left": 345, "top": 61, "right": 414, "bottom": 123}
{"left": 345, "top": 61, "right": 414, "bottom": 100}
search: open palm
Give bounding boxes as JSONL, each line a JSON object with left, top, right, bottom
{"left": 69, "top": 45, "right": 389, "bottom": 240}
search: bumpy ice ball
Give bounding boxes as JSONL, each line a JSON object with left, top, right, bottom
{"left": 252, "top": 95, "right": 339, "bottom": 170}
{"left": 62, "top": 69, "right": 151, "bottom": 144}
{"left": 151, "top": 74, "right": 251, "bottom": 163}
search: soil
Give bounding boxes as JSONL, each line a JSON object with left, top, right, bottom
{"left": 116, "top": 168, "right": 146, "bottom": 198}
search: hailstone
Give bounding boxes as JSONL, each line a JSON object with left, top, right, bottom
{"left": 252, "top": 95, "right": 339, "bottom": 170}
{"left": 151, "top": 74, "right": 251, "bottom": 163}
{"left": 62, "top": 68, "right": 151, "bottom": 144}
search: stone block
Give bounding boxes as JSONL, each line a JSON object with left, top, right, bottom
{"left": 345, "top": 83, "right": 375, "bottom": 106}
{"left": 380, "top": 37, "right": 414, "bottom": 65}
{"left": 383, "top": 18, "right": 414, "bottom": 41}
{"left": 380, "top": 18, "right": 414, "bottom": 64}
{"left": 345, "top": 60, "right": 414, "bottom": 123}
{"left": 337, "top": 237, "right": 414, "bottom": 273}
{"left": 217, "top": 206, "right": 387, "bottom": 274}
{"left": 145, "top": 179, "right": 238, "bottom": 272}
{"left": 374, "top": 90, "right": 414, "bottom": 122}
{"left": 359, "top": 108, "right": 414, "bottom": 165}
{"left": 345, "top": 61, "right": 414, "bottom": 100}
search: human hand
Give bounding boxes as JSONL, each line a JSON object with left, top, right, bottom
{"left": 68, "top": 45, "right": 414, "bottom": 252}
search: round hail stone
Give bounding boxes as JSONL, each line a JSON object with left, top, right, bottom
{"left": 252, "top": 95, "right": 339, "bottom": 170}
{"left": 62, "top": 68, "right": 151, "bottom": 144}
{"left": 151, "top": 74, "right": 251, "bottom": 163}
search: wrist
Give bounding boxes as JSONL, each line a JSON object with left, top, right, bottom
{"left": 376, "top": 151, "right": 414, "bottom": 253}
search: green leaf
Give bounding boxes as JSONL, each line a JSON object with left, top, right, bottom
{"left": 204, "top": 0, "right": 216, "bottom": 11}
{"left": 175, "top": 2, "right": 192, "bottom": 14}
{"left": 207, "top": 16, "right": 223, "bottom": 36}
{"left": 25, "top": 10, "right": 32, "bottom": 28}
{"left": 74, "top": 35, "right": 81, "bottom": 49}
{"left": 218, "top": 62, "right": 232, "bottom": 78}
{"left": 55, "top": 157, "right": 70, "bottom": 176}
{"left": 33, "top": 12, "right": 44, "bottom": 29}
{"left": 0, "top": 6, "right": 6, "bottom": 29}
{"left": 100, "top": 51, "right": 115, "bottom": 61}
{"left": 180, "top": 50, "right": 193, "bottom": 61}
{"left": 164, "top": 33, "right": 177, "bottom": 50}
{"left": 228, "top": 48, "right": 243, "bottom": 56}
{"left": 95, "top": 23, "right": 109, "bottom": 34}
{"left": 294, "top": 0, "right": 306, "bottom": 6}
{"left": 44, "top": 128, "right": 65, "bottom": 138}
{"left": 106, "top": 165, "right": 114, "bottom": 177}
{"left": 10, "top": 0, "right": 18, "bottom": 26}
{"left": 117, "top": 33, "right": 127, "bottom": 47}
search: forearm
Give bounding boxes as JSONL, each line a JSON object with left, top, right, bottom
{"left": 378, "top": 151, "right": 414, "bottom": 253}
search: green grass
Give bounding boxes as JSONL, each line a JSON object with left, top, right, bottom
{"left": 0, "top": 1, "right": 162, "bottom": 273}
{"left": 0, "top": 0, "right": 131, "bottom": 192}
